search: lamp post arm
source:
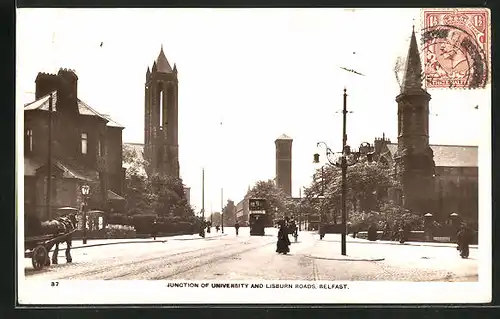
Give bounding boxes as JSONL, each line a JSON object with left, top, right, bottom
{"left": 316, "top": 142, "right": 340, "bottom": 166}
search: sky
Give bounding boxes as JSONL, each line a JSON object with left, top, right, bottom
{"left": 17, "top": 8, "right": 490, "bottom": 215}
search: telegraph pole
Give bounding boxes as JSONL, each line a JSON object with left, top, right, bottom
{"left": 221, "top": 188, "right": 224, "bottom": 233}
{"left": 298, "top": 187, "right": 302, "bottom": 231}
{"left": 202, "top": 168, "right": 205, "bottom": 220}
{"left": 46, "top": 93, "right": 53, "bottom": 220}
{"left": 341, "top": 88, "right": 348, "bottom": 256}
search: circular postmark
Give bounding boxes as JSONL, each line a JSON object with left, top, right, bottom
{"left": 421, "top": 24, "right": 488, "bottom": 89}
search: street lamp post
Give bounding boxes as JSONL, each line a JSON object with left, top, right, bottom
{"left": 313, "top": 89, "right": 374, "bottom": 256}
{"left": 80, "top": 184, "right": 90, "bottom": 245}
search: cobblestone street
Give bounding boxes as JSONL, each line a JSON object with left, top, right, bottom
{"left": 24, "top": 227, "right": 478, "bottom": 282}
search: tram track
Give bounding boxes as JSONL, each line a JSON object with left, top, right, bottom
{"left": 135, "top": 239, "right": 276, "bottom": 280}
{"left": 57, "top": 237, "right": 273, "bottom": 280}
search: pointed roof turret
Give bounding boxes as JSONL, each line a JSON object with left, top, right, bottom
{"left": 152, "top": 61, "right": 157, "bottom": 73}
{"left": 156, "top": 45, "right": 173, "bottom": 73}
{"left": 173, "top": 63, "right": 177, "bottom": 74}
{"left": 275, "top": 133, "right": 293, "bottom": 142}
{"left": 401, "top": 27, "right": 424, "bottom": 93}
{"left": 146, "top": 67, "right": 151, "bottom": 78}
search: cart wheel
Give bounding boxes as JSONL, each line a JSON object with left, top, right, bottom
{"left": 31, "top": 245, "right": 48, "bottom": 270}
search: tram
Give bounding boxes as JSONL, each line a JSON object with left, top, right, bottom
{"left": 249, "top": 198, "right": 267, "bottom": 236}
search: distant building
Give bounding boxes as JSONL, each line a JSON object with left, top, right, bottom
{"left": 235, "top": 197, "right": 250, "bottom": 225}
{"left": 24, "top": 68, "right": 125, "bottom": 220}
{"left": 144, "top": 45, "right": 180, "bottom": 178}
{"left": 275, "top": 134, "right": 293, "bottom": 197}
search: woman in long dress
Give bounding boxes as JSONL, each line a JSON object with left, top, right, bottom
{"left": 276, "top": 222, "right": 291, "bottom": 254}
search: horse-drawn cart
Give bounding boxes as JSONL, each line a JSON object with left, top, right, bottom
{"left": 25, "top": 229, "right": 77, "bottom": 270}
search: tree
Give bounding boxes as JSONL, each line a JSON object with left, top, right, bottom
{"left": 149, "top": 173, "right": 194, "bottom": 218}
{"left": 246, "top": 179, "right": 291, "bottom": 222}
{"left": 304, "top": 162, "right": 397, "bottom": 224}
{"left": 222, "top": 199, "right": 236, "bottom": 225}
{"left": 122, "top": 144, "right": 194, "bottom": 219}
{"left": 122, "top": 144, "right": 151, "bottom": 216}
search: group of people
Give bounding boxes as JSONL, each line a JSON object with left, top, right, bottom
{"left": 380, "top": 222, "right": 411, "bottom": 243}
{"left": 276, "top": 218, "right": 298, "bottom": 254}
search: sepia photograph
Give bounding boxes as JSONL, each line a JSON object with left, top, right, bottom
{"left": 16, "top": 7, "right": 491, "bottom": 304}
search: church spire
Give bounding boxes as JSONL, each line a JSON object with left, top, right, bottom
{"left": 156, "top": 45, "right": 173, "bottom": 73}
{"left": 401, "top": 27, "right": 424, "bottom": 93}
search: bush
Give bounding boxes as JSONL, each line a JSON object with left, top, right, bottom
{"left": 107, "top": 213, "right": 134, "bottom": 226}
{"left": 72, "top": 228, "right": 136, "bottom": 239}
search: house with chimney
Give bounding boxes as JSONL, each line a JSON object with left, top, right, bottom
{"left": 24, "top": 68, "right": 126, "bottom": 220}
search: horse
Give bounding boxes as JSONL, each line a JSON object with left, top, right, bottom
{"left": 25, "top": 212, "right": 78, "bottom": 266}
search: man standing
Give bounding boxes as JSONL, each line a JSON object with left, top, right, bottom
{"left": 151, "top": 220, "right": 158, "bottom": 240}
{"left": 457, "top": 223, "right": 472, "bottom": 258}
{"left": 234, "top": 222, "right": 240, "bottom": 236}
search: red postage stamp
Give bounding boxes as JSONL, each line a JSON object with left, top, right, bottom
{"left": 422, "top": 8, "right": 490, "bottom": 89}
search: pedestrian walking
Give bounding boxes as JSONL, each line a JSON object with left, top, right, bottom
{"left": 234, "top": 222, "right": 240, "bottom": 236}
{"left": 216, "top": 225, "right": 220, "bottom": 233}
{"left": 152, "top": 220, "right": 158, "bottom": 240}
{"left": 457, "top": 223, "right": 472, "bottom": 258}
{"left": 276, "top": 221, "right": 291, "bottom": 254}
{"left": 367, "top": 223, "right": 378, "bottom": 241}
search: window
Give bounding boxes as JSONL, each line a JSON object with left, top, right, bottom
{"left": 25, "top": 129, "right": 33, "bottom": 153}
{"left": 97, "top": 139, "right": 101, "bottom": 157}
{"left": 81, "top": 133, "right": 88, "bottom": 154}
{"left": 159, "top": 89, "right": 164, "bottom": 130}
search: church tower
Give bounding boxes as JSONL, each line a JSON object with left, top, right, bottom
{"left": 144, "top": 45, "right": 180, "bottom": 178}
{"left": 275, "top": 134, "right": 293, "bottom": 197}
{"left": 394, "top": 27, "right": 436, "bottom": 214}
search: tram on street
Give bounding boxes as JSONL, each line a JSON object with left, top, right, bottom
{"left": 249, "top": 198, "right": 267, "bottom": 236}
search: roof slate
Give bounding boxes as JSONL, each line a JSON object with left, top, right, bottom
{"left": 386, "top": 143, "right": 478, "bottom": 167}
{"left": 25, "top": 156, "right": 97, "bottom": 181}
{"left": 24, "top": 91, "right": 124, "bottom": 128}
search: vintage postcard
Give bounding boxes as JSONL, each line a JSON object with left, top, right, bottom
{"left": 17, "top": 8, "right": 491, "bottom": 305}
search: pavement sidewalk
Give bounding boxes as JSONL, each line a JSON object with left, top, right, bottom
{"left": 305, "top": 239, "right": 385, "bottom": 262}
{"left": 47, "top": 232, "right": 228, "bottom": 251}
{"left": 303, "top": 232, "right": 478, "bottom": 249}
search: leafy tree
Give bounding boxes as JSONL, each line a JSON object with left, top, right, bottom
{"left": 222, "top": 199, "right": 236, "bottom": 225}
{"left": 304, "top": 162, "right": 398, "bottom": 224}
{"left": 122, "top": 144, "right": 194, "bottom": 219}
{"left": 149, "top": 174, "right": 193, "bottom": 217}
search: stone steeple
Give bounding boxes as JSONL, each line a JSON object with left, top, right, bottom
{"left": 401, "top": 26, "right": 424, "bottom": 93}
{"left": 394, "top": 27, "right": 435, "bottom": 215}
{"left": 155, "top": 45, "right": 173, "bottom": 74}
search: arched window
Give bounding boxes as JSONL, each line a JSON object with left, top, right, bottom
{"left": 158, "top": 83, "right": 164, "bottom": 130}
{"left": 97, "top": 138, "right": 102, "bottom": 157}
{"left": 81, "top": 132, "right": 88, "bottom": 154}
{"left": 25, "top": 128, "right": 33, "bottom": 153}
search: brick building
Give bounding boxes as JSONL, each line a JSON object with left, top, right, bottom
{"left": 24, "top": 68, "right": 126, "bottom": 220}
{"left": 235, "top": 197, "right": 250, "bottom": 226}
{"left": 275, "top": 134, "right": 293, "bottom": 197}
